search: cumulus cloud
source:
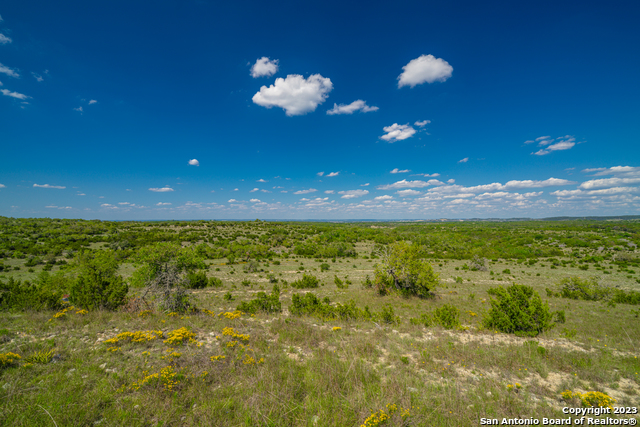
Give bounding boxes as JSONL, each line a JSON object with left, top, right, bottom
{"left": 0, "top": 34, "right": 12, "bottom": 44}
{"left": 579, "top": 177, "right": 640, "bottom": 190}
{"left": 228, "top": 199, "right": 238, "bottom": 203}
{"left": 414, "top": 120, "right": 431, "bottom": 127}
{"left": 252, "top": 74, "right": 333, "bottom": 116}
{"left": 0, "top": 63, "right": 19, "bottom": 78}
{"left": 397, "top": 54, "right": 453, "bottom": 88}
{"left": 294, "top": 188, "right": 317, "bottom": 195}
{"left": 32, "top": 72, "right": 44, "bottom": 82}
{"left": 188, "top": 159, "right": 200, "bottom": 166}
{"left": 250, "top": 57, "right": 279, "bottom": 78}
{"left": 0, "top": 184, "right": 5, "bottom": 188}
{"left": 361, "top": 183, "right": 370, "bottom": 186}
{"left": 390, "top": 168, "right": 410, "bottom": 174}
{"left": 582, "top": 166, "right": 640, "bottom": 178}
{"left": 326, "top": 99, "right": 378, "bottom": 115}
{"left": 149, "top": 187, "right": 174, "bottom": 192}
{"left": 327, "top": 172, "right": 339, "bottom": 177}
{"left": 397, "top": 189, "right": 421, "bottom": 197}
{"left": 377, "top": 179, "right": 443, "bottom": 190}
{"left": 33, "top": 183, "right": 65, "bottom": 189}
{"left": 504, "top": 178, "right": 575, "bottom": 189}
{"left": 250, "top": 188, "right": 259, "bottom": 192}
{"left": 317, "top": 172, "right": 324, "bottom": 177}
{"left": 324, "top": 190, "right": 334, "bottom": 194}
{"left": 250, "top": 198, "right": 261, "bottom": 203}
{"left": 156, "top": 202, "right": 172, "bottom": 206}
{"left": 458, "top": 157, "right": 469, "bottom": 163}
{"left": 338, "top": 189, "right": 369, "bottom": 199}
{"left": 73, "top": 106, "right": 83, "bottom": 113}
{"left": 374, "top": 195, "right": 393, "bottom": 200}
{"left": 447, "top": 179, "right": 455, "bottom": 184}
{"left": 88, "top": 100, "right": 97, "bottom": 105}
{"left": 380, "top": 123, "right": 416, "bottom": 143}
{"left": 257, "top": 179, "right": 267, "bottom": 182}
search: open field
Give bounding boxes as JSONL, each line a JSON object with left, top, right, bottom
{"left": 1, "top": 217, "right": 640, "bottom": 426}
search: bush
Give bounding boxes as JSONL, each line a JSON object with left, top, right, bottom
{"left": 186, "top": 270, "right": 208, "bottom": 289}
{"left": 483, "top": 284, "right": 555, "bottom": 337}
{"left": 334, "top": 275, "right": 347, "bottom": 289}
{"left": 291, "top": 274, "right": 320, "bottom": 289}
{"left": 0, "top": 274, "right": 67, "bottom": 311}
{"left": 236, "top": 285, "right": 281, "bottom": 314}
{"left": 320, "top": 263, "right": 330, "bottom": 272}
{"left": 411, "top": 304, "right": 460, "bottom": 329}
{"left": 70, "top": 251, "right": 128, "bottom": 311}
{"left": 243, "top": 260, "right": 259, "bottom": 273}
{"left": 558, "top": 277, "right": 611, "bottom": 301}
{"left": 208, "top": 277, "right": 223, "bottom": 287}
{"left": 374, "top": 241, "right": 439, "bottom": 298}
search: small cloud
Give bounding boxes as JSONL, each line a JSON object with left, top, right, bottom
{"left": 233, "top": 188, "right": 239, "bottom": 191}
{"left": 250, "top": 57, "right": 279, "bottom": 78}
{"left": 338, "top": 189, "right": 369, "bottom": 199}
{"left": 252, "top": 74, "right": 333, "bottom": 116}
{"left": 1, "top": 89, "right": 30, "bottom": 100}
{"left": 397, "top": 189, "right": 421, "bottom": 197}
{"left": 156, "top": 202, "right": 172, "bottom": 206}
{"left": 458, "top": 157, "right": 469, "bottom": 163}
{"left": 390, "top": 168, "right": 411, "bottom": 174}
{"left": 257, "top": 179, "right": 267, "bottom": 182}
{"left": 377, "top": 179, "right": 443, "bottom": 190}
{"left": 32, "top": 72, "right": 44, "bottom": 82}
{"left": 250, "top": 188, "right": 259, "bottom": 192}
{"left": 524, "top": 140, "right": 535, "bottom": 144}
{"left": 447, "top": 179, "right": 455, "bottom": 184}
{"left": 73, "top": 106, "right": 83, "bottom": 113}
{"left": 316, "top": 172, "right": 324, "bottom": 177}
{"left": 414, "top": 120, "right": 431, "bottom": 127}
{"left": 0, "top": 34, "right": 12, "bottom": 44}
{"left": 101, "top": 203, "right": 114, "bottom": 207}
{"left": 324, "top": 190, "right": 334, "bottom": 194}
{"left": 188, "top": 159, "right": 200, "bottom": 166}
{"left": 361, "top": 183, "right": 370, "bottom": 186}
{"left": 374, "top": 195, "right": 393, "bottom": 200}
{"left": 228, "top": 199, "right": 238, "bottom": 203}
{"left": 398, "top": 54, "right": 453, "bottom": 88}
{"left": 260, "top": 189, "right": 271, "bottom": 193}
{"left": 118, "top": 202, "right": 130, "bottom": 205}
{"left": 33, "top": 183, "right": 65, "bottom": 189}
{"left": 294, "top": 188, "right": 317, "bottom": 195}
{"left": 0, "top": 184, "right": 5, "bottom": 188}
{"left": 250, "top": 198, "right": 261, "bottom": 203}
{"left": 327, "top": 172, "right": 339, "bottom": 177}
{"left": 149, "top": 187, "right": 174, "bottom": 192}
{"left": 0, "top": 63, "right": 19, "bottom": 78}
{"left": 326, "top": 99, "right": 378, "bottom": 115}
{"left": 380, "top": 123, "right": 416, "bottom": 143}
{"left": 88, "top": 100, "right": 97, "bottom": 105}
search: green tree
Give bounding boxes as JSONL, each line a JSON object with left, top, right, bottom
{"left": 373, "top": 241, "right": 439, "bottom": 298}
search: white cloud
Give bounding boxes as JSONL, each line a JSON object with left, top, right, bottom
{"left": 326, "top": 99, "right": 378, "bottom": 115}
{"left": 579, "top": 177, "right": 640, "bottom": 190}
{"left": 0, "top": 63, "right": 19, "bottom": 78}
{"left": 32, "top": 72, "right": 44, "bottom": 82}
{"left": 377, "top": 179, "right": 443, "bottom": 190}
{"left": 524, "top": 140, "right": 535, "bottom": 144}
{"left": 317, "top": 171, "right": 324, "bottom": 177}
{"left": 101, "top": 203, "right": 114, "bottom": 207}
{"left": 532, "top": 135, "right": 578, "bottom": 156}
{"left": 324, "top": 190, "right": 334, "bottom": 194}
{"left": 250, "top": 198, "right": 261, "bottom": 203}
{"left": 252, "top": 74, "right": 333, "bottom": 116}
{"left": 361, "top": 183, "right": 370, "bottom": 186}
{"left": 0, "top": 184, "right": 5, "bottom": 188}
{"left": 414, "top": 120, "right": 431, "bottom": 127}
{"left": 374, "top": 195, "right": 393, "bottom": 200}
{"left": 338, "top": 189, "right": 369, "bottom": 199}
{"left": 1, "top": 89, "right": 29, "bottom": 100}
{"left": 458, "top": 157, "right": 469, "bottom": 163}
{"left": 380, "top": 123, "right": 416, "bottom": 143}
{"left": 33, "top": 183, "right": 65, "bottom": 189}
{"left": 504, "top": 178, "right": 575, "bottom": 189}
{"left": 228, "top": 199, "right": 238, "bottom": 203}
{"left": 250, "top": 188, "right": 259, "bottom": 192}
{"left": 118, "top": 202, "right": 130, "bottom": 205}
{"left": 398, "top": 54, "right": 453, "bottom": 88}
{"left": 397, "top": 189, "right": 421, "bottom": 197}
{"left": 0, "top": 34, "right": 12, "bottom": 45}
{"left": 260, "top": 189, "right": 271, "bottom": 193}
{"left": 257, "top": 179, "right": 267, "bottom": 182}
{"left": 583, "top": 166, "right": 640, "bottom": 178}
{"left": 73, "top": 106, "right": 83, "bottom": 113}
{"left": 250, "top": 57, "right": 279, "bottom": 78}
{"left": 533, "top": 142, "right": 575, "bottom": 155}
{"left": 390, "top": 168, "right": 410, "bottom": 174}
{"left": 149, "top": 187, "right": 174, "bottom": 192}
{"left": 188, "top": 159, "right": 200, "bottom": 166}
{"left": 156, "top": 202, "right": 172, "bottom": 206}
{"left": 88, "top": 100, "right": 97, "bottom": 105}
{"left": 447, "top": 179, "right": 455, "bottom": 184}
{"left": 294, "top": 188, "right": 317, "bottom": 195}
{"left": 327, "top": 172, "right": 339, "bottom": 177}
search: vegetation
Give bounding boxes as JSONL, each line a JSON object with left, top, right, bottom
{"left": 0, "top": 216, "right": 639, "bottom": 425}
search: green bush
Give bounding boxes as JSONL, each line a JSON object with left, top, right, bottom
{"left": 70, "top": 251, "right": 128, "bottom": 311}
{"left": 411, "top": 304, "right": 460, "bottom": 329}
{"left": 291, "top": 274, "right": 320, "bottom": 289}
{"left": 320, "top": 263, "right": 330, "bottom": 272}
{"left": 236, "top": 285, "right": 281, "bottom": 314}
{"left": 334, "top": 275, "right": 347, "bottom": 289}
{"left": 186, "top": 270, "right": 208, "bottom": 289}
{"left": 374, "top": 241, "right": 439, "bottom": 298}
{"left": 558, "top": 277, "right": 611, "bottom": 301}
{"left": 208, "top": 277, "right": 223, "bottom": 287}
{"left": 483, "top": 284, "right": 554, "bottom": 337}
{"left": 0, "top": 274, "right": 67, "bottom": 311}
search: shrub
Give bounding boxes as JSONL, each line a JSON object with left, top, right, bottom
{"left": 70, "top": 251, "right": 128, "bottom": 311}
{"left": 558, "top": 277, "right": 611, "bottom": 301}
{"left": 208, "top": 277, "right": 223, "bottom": 287}
{"left": 243, "top": 260, "right": 259, "bottom": 273}
{"left": 186, "top": 270, "right": 208, "bottom": 289}
{"left": 483, "top": 284, "right": 555, "bottom": 337}
{"left": 236, "top": 285, "right": 281, "bottom": 314}
{"left": 411, "top": 304, "right": 460, "bottom": 329}
{"left": 334, "top": 275, "right": 347, "bottom": 289}
{"left": 291, "top": 274, "right": 320, "bottom": 289}
{"left": 320, "top": 263, "right": 330, "bottom": 272}
{"left": 374, "top": 241, "right": 439, "bottom": 298}
{"left": 0, "top": 274, "right": 66, "bottom": 312}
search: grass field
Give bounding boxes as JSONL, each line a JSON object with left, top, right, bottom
{"left": 1, "top": 219, "right": 640, "bottom": 426}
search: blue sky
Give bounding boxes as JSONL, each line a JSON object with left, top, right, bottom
{"left": 0, "top": 0, "right": 639, "bottom": 220}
